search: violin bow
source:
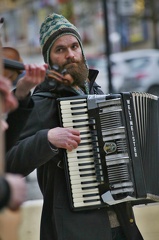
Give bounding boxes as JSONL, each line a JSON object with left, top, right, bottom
{"left": 3, "top": 57, "right": 70, "bottom": 85}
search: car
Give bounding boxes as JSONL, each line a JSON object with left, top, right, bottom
{"left": 86, "top": 52, "right": 136, "bottom": 94}
{"left": 117, "top": 49, "right": 159, "bottom": 95}
{"left": 87, "top": 49, "right": 159, "bottom": 96}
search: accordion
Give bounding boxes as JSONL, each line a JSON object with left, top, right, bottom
{"left": 57, "top": 92, "right": 159, "bottom": 211}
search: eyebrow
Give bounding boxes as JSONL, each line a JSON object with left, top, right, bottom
{"left": 54, "top": 41, "right": 79, "bottom": 49}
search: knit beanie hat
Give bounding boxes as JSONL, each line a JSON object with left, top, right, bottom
{"left": 39, "top": 13, "right": 88, "bottom": 68}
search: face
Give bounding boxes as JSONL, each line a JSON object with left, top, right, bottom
{"left": 49, "top": 35, "right": 89, "bottom": 87}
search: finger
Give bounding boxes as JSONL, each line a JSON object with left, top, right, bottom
{"left": 47, "top": 70, "right": 71, "bottom": 86}
{"left": 66, "top": 143, "right": 74, "bottom": 152}
{"left": 68, "top": 128, "right": 80, "bottom": 136}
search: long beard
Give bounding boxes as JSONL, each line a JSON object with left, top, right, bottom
{"left": 59, "top": 58, "right": 89, "bottom": 87}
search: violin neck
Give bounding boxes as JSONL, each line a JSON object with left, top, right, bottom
{"left": 3, "top": 58, "right": 25, "bottom": 71}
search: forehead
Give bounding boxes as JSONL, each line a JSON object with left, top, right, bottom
{"left": 53, "top": 35, "right": 79, "bottom": 47}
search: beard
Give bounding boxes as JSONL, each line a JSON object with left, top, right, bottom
{"left": 56, "top": 57, "right": 89, "bottom": 87}
{"left": 65, "top": 61, "right": 89, "bottom": 87}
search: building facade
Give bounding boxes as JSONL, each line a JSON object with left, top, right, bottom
{"left": 0, "top": 0, "right": 157, "bottom": 58}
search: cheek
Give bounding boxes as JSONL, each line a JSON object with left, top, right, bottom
{"left": 75, "top": 51, "right": 83, "bottom": 62}
{"left": 50, "top": 54, "right": 64, "bottom": 66}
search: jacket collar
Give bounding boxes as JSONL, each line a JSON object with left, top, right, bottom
{"left": 88, "top": 69, "right": 99, "bottom": 92}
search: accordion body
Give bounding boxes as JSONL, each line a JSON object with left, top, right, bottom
{"left": 57, "top": 93, "right": 159, "bottom": 211}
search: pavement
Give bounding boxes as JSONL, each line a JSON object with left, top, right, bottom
{"left": 24, "top": 172, "right": 159, "bottom": 240}
{"left": 25, "top": 170, "right": 42, "bottom": 201}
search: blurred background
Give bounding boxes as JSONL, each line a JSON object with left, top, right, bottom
{"left": 0, "top": 0, "right": 159, "bottom": 200}
{"left": 1, "top": 2, "right": 159, "bottom": 239}
{"left": 1, "top": 0, "right": 159, "bottom": 96}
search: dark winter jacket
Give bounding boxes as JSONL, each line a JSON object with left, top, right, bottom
{"left": 6, "top": 69, "right": 143, "bottom": 240}
{"left": 5, "top": 92, "right": 34, "bottom": 151}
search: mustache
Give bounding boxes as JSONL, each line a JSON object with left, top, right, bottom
{"left": 63, "top": 58, "right": 78, "bottom": 67}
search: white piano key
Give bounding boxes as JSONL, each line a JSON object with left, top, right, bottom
{"left": 73, "top": 200, "right": 102, "bottom": 208}
{"left": 67, "top": 154, "right": 94, "bottom": 160}
{"left": 59, "top": 98, "right": 105, "bottom": 209}
{"left": 61, "top": 107, "right": 87, "bottom": 112}
{"left": 67, "top": 157, "right": 95, "bottom": 164}
{"left": 68, "top": 162, "right": 94, "bottom": 168}
{"left": 73, "top": 195, "right": 101, "bottom": 203}
{"left": 69, "top": 168, "right": 96, "bottom": 176}
{"left": 69, "top": 175, "right": 97, "bottom": 183}
{"left": 67, "top": 149, "right": 94, "bottom": 159}
{"left": 68, "top": 160, "right": 94, "bottom": 168}
{"left": 72, "top": 189, "right": 100, "bottom": 198}
{"left": 62, "top": 114, "right": 89, "bottom": 121}
{"left": 60, "top": 102, "right": 87, "bottom": 109}
{"left": 71, "top": 182, "right": 98, "bottom": 191}
{"left": 68, "top": 144, "right": 93, "bottom": 151}
{"left": 63, "top": 121, "right": 89, "bottom": 128}
{"left": 60, "top": 99, "right": 87, "bottom": 105}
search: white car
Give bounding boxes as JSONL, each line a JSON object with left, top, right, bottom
{"left": 117, "top": 49, "right": 159, "bottom": 95}
{"left": 87, "top": 51, "right": 137, "bottom": 94}
{"left": 87, "top": 49, "right": 159, "bottom": 95}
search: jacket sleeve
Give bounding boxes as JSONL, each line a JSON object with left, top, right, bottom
{"left": 5, "top": 96, "right": 59, "bottom": 176}
{"left": 5, "top": 95, "right": 34, "bottom": 152}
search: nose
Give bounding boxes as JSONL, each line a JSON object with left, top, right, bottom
{"left": 66, "top": 49, "right": 75, "bottom": 60}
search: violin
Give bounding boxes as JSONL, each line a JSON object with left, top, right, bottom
{"left": 3, "top": 57, "right": 70, "bottom": 85}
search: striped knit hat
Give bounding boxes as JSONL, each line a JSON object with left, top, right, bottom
{"left": 39, "top": 13, "right": 87, "bottom": 68}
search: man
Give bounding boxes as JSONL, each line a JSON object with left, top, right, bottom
{"left": 0, "top": 60, "right": 48, "bottom": 209}
{"left": 6, "top": 61, "right": 48, "bottom": 151}
{"left": 0, "top": 75, "right": 26, "bottom": 210}
{"left": 6, "top": 13, "right": 143, "bottom": 240}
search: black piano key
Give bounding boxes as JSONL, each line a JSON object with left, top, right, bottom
{"left": 77, "top": 149, "right": 93, "bottom": 154}
{"left": 83, "top": 193, "right": 99, "bottom": 198}
{"left": 71, "top": 106, "right": 87, "bottom": 110}
{"left": 70, "top": 100, "right": 87, "bottom": 105}
{"left": 80, "top": 131, "right": 90, "bottom": 135}
{"left": 72, "top": 111, "right": 88, "bottom": 115}
{"left": 82, "top": 186, "right": 98, "bottom": 190}
{"left": 80, "top": 173, "right": 96, "bottom": 177}
{"left": 84, "top": 198, "right": 100, "bottom": 203}
{"left": 79, "top": 167, "right": 95, "bottom": 172}
{"left": 81, "top": 180, "right": 97, "bottom": 184}
{"left": 77, "top": 154, "right": 94, "bottom": 159}
{"left": 79, "top": 142, "right": 92, "bottom": 146}
{"left": 79, "top": 162, "right": 94, "bottom": 166}
{"left": 73, "top": 118, "right": 88, "bottom": 123}
{"left": 73, "top": 124, "right": 90, "bottom": 128}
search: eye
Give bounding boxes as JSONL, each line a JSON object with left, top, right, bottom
{"left": 72, "top": 43, "right": 79, "bottom": 50}
{"left": 56, "top": 47, "right": 64, "bottom": 53}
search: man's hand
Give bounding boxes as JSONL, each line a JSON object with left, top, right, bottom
{"left": 15, "top": 64, "right": 48, "bottom": 100}
{"left": 5, "top": 174, "right": 27, "bottom": 211}
{"left": 48, "top": 127, "right": 81, "bottom": 151}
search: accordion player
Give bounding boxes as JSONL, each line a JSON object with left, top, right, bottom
{"left": 57, "top": 92, "right": 159, "bottom": 211}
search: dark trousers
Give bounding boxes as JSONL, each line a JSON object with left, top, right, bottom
{"left": 112, "top": 227, "right": 127, "bottom": 240}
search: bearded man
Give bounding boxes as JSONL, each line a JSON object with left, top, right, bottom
{"left": 6, "top": 13, "right": 143, "bottom": 240}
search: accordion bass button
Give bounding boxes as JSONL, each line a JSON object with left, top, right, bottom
{"left": 129, "top": 218, "right": 134, "bottom": 223}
